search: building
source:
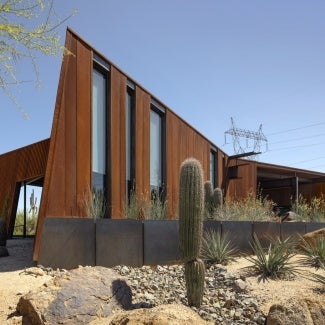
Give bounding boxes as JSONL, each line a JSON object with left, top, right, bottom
{"left": 0, "top": 29, "right": 324, "bottom": 262}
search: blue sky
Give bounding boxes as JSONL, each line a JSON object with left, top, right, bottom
{"left": 1, "top": 0, "right": 325, "bottom": 173}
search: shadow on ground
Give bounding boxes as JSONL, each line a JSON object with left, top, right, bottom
{"left": 0, "top": 239, "right": 36, "bottom": 272}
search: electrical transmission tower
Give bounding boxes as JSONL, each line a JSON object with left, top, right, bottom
{"left": 224, "top": 117, "right": 268, "bottom": 159}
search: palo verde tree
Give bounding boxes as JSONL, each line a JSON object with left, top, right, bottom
{"left": 0, "top": 0, "right": 75, "bottom": 116}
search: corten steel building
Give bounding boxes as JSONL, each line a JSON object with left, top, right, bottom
{"left": 0, "top": 29, "right": 324, "bottom": 261}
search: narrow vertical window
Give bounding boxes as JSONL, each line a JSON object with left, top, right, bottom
{"left": 150, "top": 104, "right": 165, "bottom": 196}
{"left": 92, "top": 68, "right": 107, "bottom": 191}
{"left": 126, "top": 84, "right": 135, "bottom": 199}
{"left": 210, "top": 150, "right": 218, "bottom": 188}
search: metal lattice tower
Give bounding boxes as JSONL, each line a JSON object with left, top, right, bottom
{"left": 224, "top": 117, "right": 268, "bottom": 159}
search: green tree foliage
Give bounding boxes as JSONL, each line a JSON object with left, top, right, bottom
{"left": 14, "top": 209, "right": 37, "bottom": 236}
{"left": 0, "top": 0, "right": 75, "bottom": 115}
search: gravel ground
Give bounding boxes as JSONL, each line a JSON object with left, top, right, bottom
{"left": 0, "top": 239, "right": 324, "bottom": 324}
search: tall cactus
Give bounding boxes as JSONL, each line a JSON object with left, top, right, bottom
{"left": 204, "top": 180, "right": 223, "bottom": 219}
{"left": 179, "top": 158, "right": 205, "bottom": 307}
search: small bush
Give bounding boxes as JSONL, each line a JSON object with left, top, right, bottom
{"left": 214, "top": 190, "right": 275, "bottom": 221}
{"left": 124, "top": 189, "right": 167, "bottom": 220}
{"left": 298, "top": 235, "right": 325, "bottom": 270}
{"left": 246, "top": 233, "right": 299, "bottom": 279}
{"left": 83, "top": 188, "right": 106, "bottom": 220}
{"left": 291, "top": 194, "right": 325, "bottom": 222}
{"left": 201, "top": 230, "right": 237, "bottom": 265}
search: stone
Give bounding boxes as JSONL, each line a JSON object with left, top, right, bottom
{"left": 234, "top": 278, "right": 247, "bottom": 292}
{"left": 94, "top": 304, "right": 211, "bottom": 324}
{"left": 266, "top": 298, "right": 324, "bottom": 325}
{"left": 17, "top": 266, "right": 132, "bottom": 324}
{"left": 303, "top": 228, "right": 325, "bottom": 248}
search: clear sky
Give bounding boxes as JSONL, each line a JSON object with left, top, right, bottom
{"left": 1, "top": 0, "right": 325, "bottom": 173}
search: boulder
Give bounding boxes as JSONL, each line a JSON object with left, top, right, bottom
{"left": 17, "top": 266, "right": 132, "bottom": 324}
{"left": 266, "top": 298, "right": 324, "bottom": 325}
{"left": 303, "top": 228, "right": 325, "bottom": 248}
{"left": 90, "top": 304, "right": 211, "bottom": 325}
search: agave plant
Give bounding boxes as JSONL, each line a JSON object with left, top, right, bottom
{"left": 246, "top": 233, "right": 299, "bottom": 279}
{"left": 201, "top": 230, "right": 237, "bottom": 265}
{"left": 306, "top": 272, "right": 325, "bottom": 288}
{"left": 298, "top": 235, "right": 325, "bottom": 270}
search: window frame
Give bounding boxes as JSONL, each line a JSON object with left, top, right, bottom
{"left": 126, "top": 82, "right": 136, "bottom": 201}
{"left": 150, "top": 102, "right": 166, "bottom": 199}
{"left": 92, "top": 60, "right": 111, "bottom": 217}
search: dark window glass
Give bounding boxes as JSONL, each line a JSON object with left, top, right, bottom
{"left": 126, "top": 87, "right": 135, "bottom": 198}
{"left": 150, "top": 107, "right": 165, "bottom": 196}
{"left": 92, "top": 68, "right": 107, "bottom": 191}
{"left": 210, "top": 150, "right": 218, "bottom": 188}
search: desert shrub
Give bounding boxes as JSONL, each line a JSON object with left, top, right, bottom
{"left": 216, "top": 190, "right": 275, "bottom": 221}
{"left": 201, "top": 230, "right": 237, "bottom": 265}
{"left": 291, "top": 194, "right": 325, "bottom": 222}
{"left": 246, "top": 233, "right": 299, "bottom": 279}
{"left": 298, "top": 235, "right": 325, "bottom": 270}
{"left": 83, "top": 188, "right": 106, "bottom": 220}
{"left": 124, "top": 189, "right": 167, "bottom": 220}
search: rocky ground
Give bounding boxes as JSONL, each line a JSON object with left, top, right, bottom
{"left": 113, "top": 263, "right": 266, "bottom": 324}
{"left": 0, "top": 238, "right": 324, "bottom": 324}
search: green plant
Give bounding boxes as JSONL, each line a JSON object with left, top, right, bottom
{"left": 220, "top": 190, "right": 275, "bottom": 221}
{"left": 306, "top": 272, "right": 325, "bottom": 287}
{"left": 201, "top": 230, "right": 237, "bottom": 265}
{"left": 123, "top": 189, "right": 167, "bottom": 220}
{"left": 13, "top": 210, "right": 38, "bottom": 236}
{"left": 291, "top": 194, "right": 325, "bottom": 222}
{"left": 84, "top": 188, "right": 106, "bottom": 220}
{"left": 246, "top": 233, "right": 299, "bottom": 279}
{"left": 179, "top": 158, "right": 205, "bottom": 307}
{"left": 203, "top": 181, "right": 223, "bottom": 219}
{"left": 298, "top": 235, "right": 325, "bottom": 270}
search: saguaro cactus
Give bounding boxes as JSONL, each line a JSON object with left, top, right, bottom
{"left": 204, "top": 181, "right": 223, "bottom": 219}
{"left": 179, "top": 158, "right": 205, "bottom": 307}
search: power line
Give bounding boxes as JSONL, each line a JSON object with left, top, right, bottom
{"left": 289, "top": 156, "right": 325, "bottom": 166}
{"left": 267, "top": 142, "right": 325, "bottom": 152}
{"left": 269, "top": 133, "right": 325, "bottom": 145}
{"left": 308, "top": 164, "right": 325, "bottom": 169}
{"left": 267, "top": 122, "right": 325, "bottom": 136}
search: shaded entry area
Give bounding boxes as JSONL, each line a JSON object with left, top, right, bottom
{"left": 8, "top": 177, "right": 43, "bottom": 238}
{"left": 257, "top": 164, "right": 325, "bottom": 208}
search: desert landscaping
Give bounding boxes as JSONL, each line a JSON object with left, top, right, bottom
{"left": 0, "top": 237, "right": 324, "bottom": 324}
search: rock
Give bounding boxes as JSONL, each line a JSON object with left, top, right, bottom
{"left": 281, "top": 211, "right": 299, "bottom": 222}
{"left": 20, "top": 267, "right": 46, "bottom": 277}
{"left": 17, "top": 266, "right": 132, "bottom": 324}
{"left": 233, "top": 278, "right": 247, "bottom": 292}
{"left": 0, "top": 245, "right": 9, "bottom": 257}
{"left": 303, "top": 228, "right": 325, "bottom": 248}
{"left": 90, "top": 304, "right": 211, "bottom": 324}
{"left": 266, "top": 298, "right": 324, "bottom": 325}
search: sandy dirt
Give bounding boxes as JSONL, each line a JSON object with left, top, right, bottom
{"left": 0, "top": 239, "right": 324, "bottom": 324}
{"left": 226, "top": 255, "right": 325, "bottom": 315}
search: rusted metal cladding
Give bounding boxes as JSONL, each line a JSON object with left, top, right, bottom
{"left": 0, "top": 139, "right": 49, "bottom": 227}
{"left": 225, "top": 160, "right": 257, "bottom": 201}
{"left": 166, "top": 110, "right": 210, "bottom": 218}
{"left": 34, "top": 31, "right": 92, "bottom": 260}
{"left": 110, "top": 67, "right": 127, "bottom": 218}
